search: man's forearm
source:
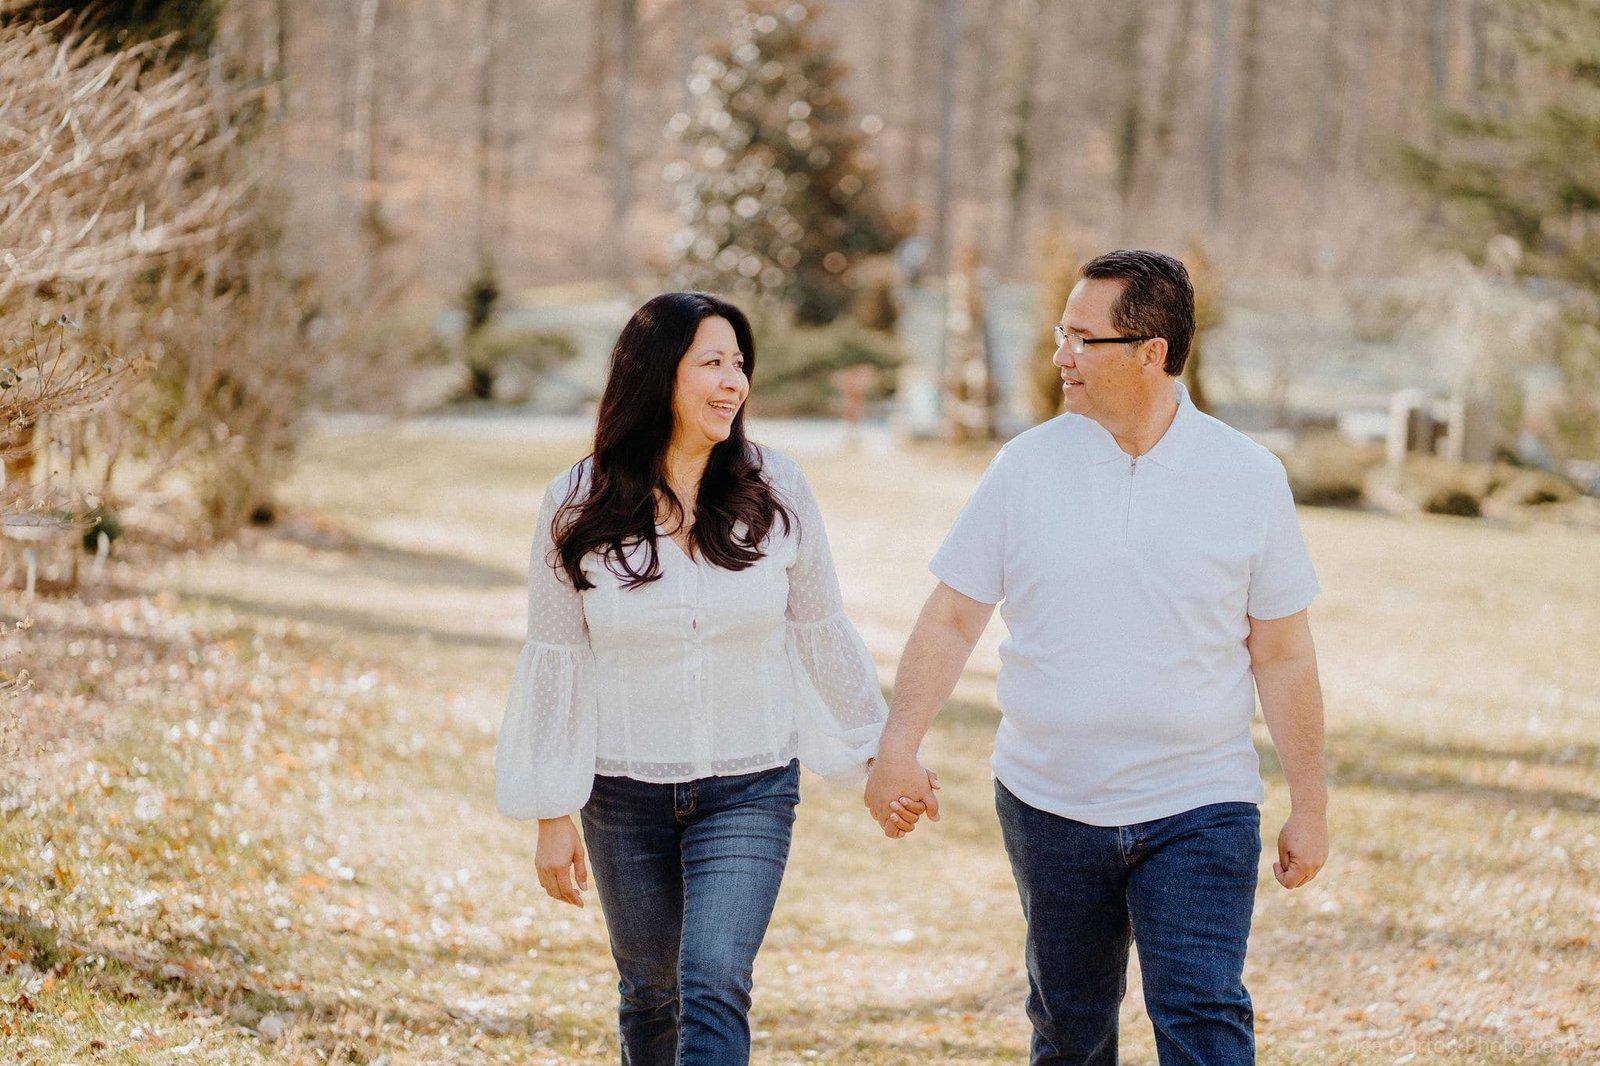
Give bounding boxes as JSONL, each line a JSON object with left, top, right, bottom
{"left": 1256, "top": 654, "right": 1327, "bottom": 811}
{"left": 880, "top": 614, "right": 979, "bottom": 758}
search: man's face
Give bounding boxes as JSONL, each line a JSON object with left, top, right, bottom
{"left": 1053, "top": 278, "right": 1152, "bottom": 427}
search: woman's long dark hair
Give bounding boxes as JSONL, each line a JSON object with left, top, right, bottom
{"left": 552, "top": 291, "right": 792, "bottom": 590}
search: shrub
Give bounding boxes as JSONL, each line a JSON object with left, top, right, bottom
{"left": 468, "top": 327, "right": 578, "bottom": 378}
{"left": 1, "top": 18, "right": 319, "bottom": 542}
{"left": 1376, "top": 456, "right": 1585, "bottom": 520}
{"left": 749, "top": 317, "right": 902, "bottom": 417}
{"left": 1484, "top": 468, "right": 1579, "bottom": 511}
{"left": 1, "top": 323, "right": 147, "bottom": 516}
{"left": 321, "top": 309, "right": 452, "bottom": 412}
{"left": 1279, "top": 433, "right": 1383, "bottom": 508}
{"left": 1346, "top": 289, "right": 1427, "bottom": 344}
{"left": 1426, "top": 488, "right": 1482, "bottom": 517}
{"left": 459, "top": 326, "right": 579, "bottom": 406}
{"left": 1376, "top": 456, "right": 1499, "bottom": 518}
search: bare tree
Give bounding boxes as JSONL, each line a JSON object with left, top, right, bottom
{"left": 473, "top": 0, "right": 503, "bottom": 274}
{"left": 963, "top": 0, "right": 998, "bottom": 201}
{"left": 999, "top": 0, "right": 1047, "bottom": 270}
{"left": 0, "top": 17, "right": 302, "bottom": 535}
{"left": 679, "top": 0, "right": 702, "bottom": 109}
{"left": 610, "top": 0, "right": 638, "bottom": 281}
{"left": 1310, "top": 0, "right": 1343, "bottom": 231}
{"left": 1430, "top": 0, "right": 1450, "bottom": 105}
{"left": 592, "top": 0, "right": 615, "bottom": 158}
{"left": 349, "top": 0, "right": 386, "bottom": 298}
{"left": 260, "top": 0, "right": 288, "bottom": 119}
{"left": 0, "top": 31, "right": 251, "bottom": 309}
{"left": 1205, "top": 0, "right": 1234, "bottom": 224}
{"left": 931, "top": 0, "right": 960, "bottom": 281}
{"left": 1466, "top": 0, "right": 1490, "bottom": 111}
{"left": 1228, "top": 0, "right": 1264, "bottom": 217}
{"left": 1, "top": 325, "right": 147, "bottom": 513}
{"left": 1132, "top": 0, "right": 1197, "bottom": 219}
{"left": 1112, "top": 4, "right": 1145, "bottom": 239}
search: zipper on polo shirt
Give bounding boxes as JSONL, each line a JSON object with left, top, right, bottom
{"left": 1123, "top": 454, "right": 1138, "bottom": 540}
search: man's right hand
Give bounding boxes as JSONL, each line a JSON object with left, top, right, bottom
{"left": 535, "top": 815, "right": 588, "bottom": 907}
{"left": 865, "top": 751, "right": 940, "bottom": 837}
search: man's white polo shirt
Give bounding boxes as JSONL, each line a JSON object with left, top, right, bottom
{"left": 930, "top": 381, "right": 1319, "bottom": 827}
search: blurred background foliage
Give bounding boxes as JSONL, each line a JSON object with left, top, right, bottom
{"left": 667, "top": 2, "right": 902, "bottom": 324}
{"left": 3, "top": 0, "right": 1600, "bottom": 554}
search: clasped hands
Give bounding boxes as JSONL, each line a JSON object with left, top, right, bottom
{"left": 863, "top": 751, "right": 941, "bottom": 839}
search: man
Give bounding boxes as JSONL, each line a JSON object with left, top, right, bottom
{"left": 866, "top": 249, "right": 1327, "bottom": 1065}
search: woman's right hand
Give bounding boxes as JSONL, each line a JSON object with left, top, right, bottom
{"left": 535, "top": 816, "right": 589, "bottom": 907}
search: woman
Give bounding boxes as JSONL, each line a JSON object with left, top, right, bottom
{"left": 495, "top": 291, "right": 927, "bottom": 1065}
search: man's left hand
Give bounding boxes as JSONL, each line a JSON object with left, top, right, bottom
{"left": 1273, "top": 807, "right": 1327, "bottom": 889}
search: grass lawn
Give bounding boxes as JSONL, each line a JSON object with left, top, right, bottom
{"left": 3, "top": 419, "right": 1597, "bottom": 1064}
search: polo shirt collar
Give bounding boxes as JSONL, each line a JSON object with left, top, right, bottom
{"left": 1081, "top": 379, "right": 1195, "bottom": 472}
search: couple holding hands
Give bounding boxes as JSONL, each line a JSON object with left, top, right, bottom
{"left": 495, "top": 249, "right": 1328, "bottom": 1066}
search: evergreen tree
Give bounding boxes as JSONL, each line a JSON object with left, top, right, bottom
{"left": 667, "top": 0, "right": 899, "bottom": 325}
{"left": 1401, "top": 0, "right": 1600, "bottom": 294}
{"left": 1399, "top": 0, "right": 1600, "bottom": 459}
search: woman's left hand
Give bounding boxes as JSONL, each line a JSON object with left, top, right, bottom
{"left": 535, "top": 815, "right": 589, "bottom": 907}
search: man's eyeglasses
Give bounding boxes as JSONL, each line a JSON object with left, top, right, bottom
{"left": 1053, "top": 325, "right": 1155, "bottom": 355}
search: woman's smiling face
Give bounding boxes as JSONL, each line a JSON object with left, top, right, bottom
{"left": 670, "top": 315, "right": 748, "bottom": 454}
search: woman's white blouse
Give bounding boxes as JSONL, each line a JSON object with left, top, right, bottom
{"left": 495, "top": 448, "right": 887, "bottom": 819}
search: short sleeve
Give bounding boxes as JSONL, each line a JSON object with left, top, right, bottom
{"left": 928, "top": 447, "right": 1009, "bottom": 604}
{"left": 1246, "top": 462, "right": 1321, "bottom": 620}
{"left": 494, "top": 477, "right": 599, "bottom": 819}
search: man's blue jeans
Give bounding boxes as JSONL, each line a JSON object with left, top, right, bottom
{"left": 581, "top": 760, "right": 800, "bottom": 1066}
{"left": 995, "top": 780, "right": 1261, "bottom": 1065}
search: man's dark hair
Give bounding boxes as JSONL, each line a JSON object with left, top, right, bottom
{"left": 1079, "top": 249, "right": 1195, "bottom": 376}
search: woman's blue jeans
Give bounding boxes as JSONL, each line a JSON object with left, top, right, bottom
{"left": 581, "top": 760, "right": 800, "bottom": 1066}
{"left": 995, "top": 780, "right": 1261, "bottom": 1065}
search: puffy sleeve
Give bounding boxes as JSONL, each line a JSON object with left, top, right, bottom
{"left": 780, "top": 459, "right": 888, "bottom": 782}
{"left": 494, "top": 477, "right": 598, "bottom": 819}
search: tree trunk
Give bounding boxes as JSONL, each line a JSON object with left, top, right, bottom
{"left": 1204, "top": 0, "right": 1233, "bottom": 225}
{"left": 932, "top": 0, "right": 960, "bottom": 423}
{"left": 1228, "top": 0, "right": 1263, "bottom": 218}
{"left": 1310, "top": 0, "right": 1342, "bottom": 240}
{"left": 931, "top": 0, "right": 959, "bottom": 281}
{"left": 965, "top": 4, "right": 997, "bottom": 201}
{"left": 262, "top": 0, "right": 287, "bottom": 119}
{"left": 1467, "top": 0, "right": 1488, "bottom": 113}
{"left": 679, "top": 0, "right": 701, "bottom": 111}
{"left": 350, "top": 0, "right": 384, "bottom": 297}
{"left": 1430, "top": 0, "right": 1450, "bottom": 106}
{"left": 1113, "top": 4, "right": 1145, "bottom": 240}
{"left": 496, "top": 2, "right": 521, "bottom": 268}
{"left": 1000, "top": 0, "right": 1045, "bottom": 270}
{"left": 899, "top": 0, "right": 939, "bottom": 212}
{"left": 1133, "top": 0, "right": 1195, "bottom": 218}
{"left": 350, "top": 0, "right": 380, "bottom": 188}
{"left": 609, "top": 0, "right": 637, "bottom": 282}
{"left": 1390, "top": 0, "right": 1421, "bottom": 141}
{"left": 473, "top": 0, "right": 501, "bottom": 273}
